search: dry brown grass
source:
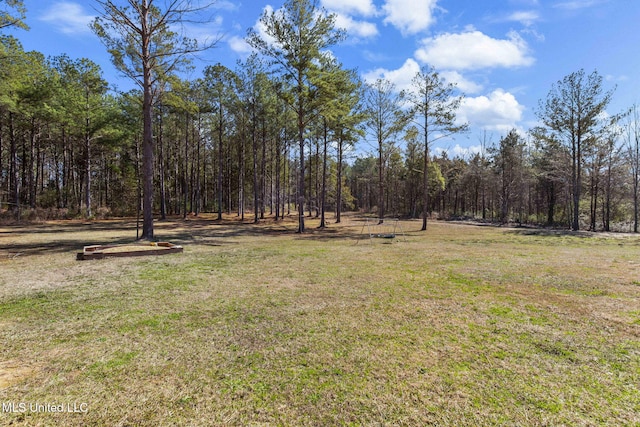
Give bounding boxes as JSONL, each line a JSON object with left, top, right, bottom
{"left": 0, "top": 214, "right": 639, "bottom": 426}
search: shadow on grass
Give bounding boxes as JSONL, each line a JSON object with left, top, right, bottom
{"left": 506, "top": 228, "right": 594, "bottom": 238}
{"left": 9, "top": 215, "right": 617, "bottom": 258}
{"left": 0, "top": 220, "right": 136, "bottom": 235}
{"left": 0, "top": 215, "right": 372, "bottom": 257}
{"left": 294, "top": 227, "right": 366, "bottom": 242}
{"left": 1, "top": 236, "right": 137, "bottom": 257}
{"left": 443, "top": 219, "right": 603, "bottom": 239}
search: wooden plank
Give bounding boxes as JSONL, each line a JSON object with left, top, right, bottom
{"left": 76, "top": 243, "right": 183, "bottom": 261}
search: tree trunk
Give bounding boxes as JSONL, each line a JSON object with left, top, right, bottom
{"left": 422, "top": 124, "right": 429, "bottom": 231}
{"left": 314, "top": 135, "right": 320, "bottom": 218}
{"left": 274, "top": 154, "right": 280, "bottom": 220}
{"left": 297, "top": 80, "right": 305, "bottom": 233}
{"left": 633, "top": 133, "right": 640, "bottom": 233}
{"left": 252, "top": 106, "right": 259, "bottom": 224}
{"left": 634, "top": 171, "right": 639, "bottom": 233}
{"left": 239, "top": 119, "right": 245, "bottom": 221}
{"left": 9, "top": 112, "right": 19, "bottom": 218}
{"left": 275, "top": 123, "right": 281, "bottom": 221}
{"left": 135, "top": 135, "right": 142, "bottom": 239}
{"left": 158, "top": 110, "right": 167, "bottom": 220}
{"left": 336, "top": 134, "right": 343, "bottom": 224}
{"left": 173, "top": 136, "right": 179, "bottom": 215}
{"left": 261, "top": 118, "right": 267, "bottom": 219}
{"left": 183, "top": 114, "right": 189, "bottom": 219}
{"left": 195, "top": 116, "right": 202, "bottom": 216}
{"left": 547, "top": 181, "right": 556, "bottom": 226}
{"left": 84, "top": 99, "right": 92, "bottom": 218}
{"left": 141, "top": 11, "right": 155, "bottom": 240}
{"left": 378, "top": 133, "right": 384, "bottom": 223}
{"left": 572, "top": 134, "right": 581, "bottom": 231}
{"left": 319, "top": 119, "right": 328, "bottom": 228}
{"left": 0, "top": 112, "right": 3, "bottom": 207}
{"left": 604, "top": 151, "right": 613, "bottom": 232}
{"left": 29, "top": 119, "right": 37, "bottom": 209}
{"left": 217, "top": 102, "right": 224, "bottom": 220}
{"left": 590, "top": 171, "right": 599, "bottom": 231}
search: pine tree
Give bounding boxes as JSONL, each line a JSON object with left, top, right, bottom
{"left": 406, "top": 65, "right": 467, "bottom": 230}
{"left": 247, "top": 0, "right": 345, "bottom": 233}
{"left": 93, "top": 0, "right": 218, "bottom": 239}
{"left": 537, "top": 70, "right": 615, "bottom": 231}
{"left": 0, "top": 0, "right": 28, "bottom": 31}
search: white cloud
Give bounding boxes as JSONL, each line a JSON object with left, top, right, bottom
{"left": 605, "top": 74, "right": 629, "bottom": 83}
{"left": 213, "top": 1, "right": 239, "bottom": 11}
{"left": 553, "top": 0, "right": 605, "bottom": 10}
{"left": 488, "top": 10, "right": 540, "bottom": 26}
{"left": 458, "top": 89, "right": 525, "bottom": 133}
{"left": 453, "top": 144, "right": 482, "bottom": 157}
{"left": 435, "top": 144, "right": 483, "bottom": 158}
{"left": 514, "top": 0, "right": 540, "bottom": 5}
{"left": 362, "top": 59, "right": 483, "bottom": 97}
{"left": 382, "top": 0, "right": 438, "bottom": 35}
{"left": 362, "top": 50, "right": 390, "bottom": 62}
{"left": 334, "top": 13, "right": 378, "bottom": 39}
{"left": 521, "top": 28, "right": 545, "bottom": 42}
{"left": 252, "top": 5, "right": 279, "bottom": 48}
{"left": 415, "top": 30, "right": 534, "bottom": 70}
{"left": 228, "top": 36, "right": 252, "bottom": 56}
{"left": 505, "top": 10, "right": 540, "bottom": 25}
{"left": 39, "top": 2, "right": 94, "bottom": 34}
{"left": 439, "top": 71, "right": 483, "bottom": 94}
{"left": 321, "top": 0, "right": 376, "bottom": 17}
{"left": 362, "top": 58, "right": 421, "bottom": 92}
{"left": 177, "top": 16, "right": 224, "bottom": 48}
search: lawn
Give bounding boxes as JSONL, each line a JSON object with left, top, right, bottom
{"left": 0, "top": 215, "right": 639, "bottom": 426}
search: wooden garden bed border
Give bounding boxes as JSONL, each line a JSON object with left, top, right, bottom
{"left": 76, "top": 242, "right": 183, "bottom": 260}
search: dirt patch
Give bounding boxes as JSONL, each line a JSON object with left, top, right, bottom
{"left": 0, "top": 360, "right": 35, "bottom": 390}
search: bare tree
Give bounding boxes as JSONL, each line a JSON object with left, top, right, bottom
{"left": 363, "top": 78, "right": 405, "bottom": 223}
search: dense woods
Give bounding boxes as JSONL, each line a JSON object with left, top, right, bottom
{"left": 1, "top": 0, "right": 638, "bottom": 232}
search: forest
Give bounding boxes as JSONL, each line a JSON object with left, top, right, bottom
{"left": 1, "top": 0, "right": 639, "bottom": 234}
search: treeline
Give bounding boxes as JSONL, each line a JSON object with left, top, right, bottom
{"left": 353, "top": 69, "right": 640, "bottom": 233}
{"left": 2, "top": 0, "right": 640, "bottom": 233}
{"left": 0, "top": 35, "right": 355, "bottom": 223}
{"left": 352, "top": 122, "right": 640, "bottom": 233}
{"left": 1, "top": 36, "right": 137, "bottom": 219}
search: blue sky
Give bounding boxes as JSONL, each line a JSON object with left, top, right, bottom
{"left": 9, "top": 0, "right": 640, "bottom": 155}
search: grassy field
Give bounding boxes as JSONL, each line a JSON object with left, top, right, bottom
{"left": 0, "top": 214, "right": 639, "bottom": 426}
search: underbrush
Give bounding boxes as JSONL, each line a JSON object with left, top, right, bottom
{"left": 0, "top": 207, "right": 119, "bottom": 224}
